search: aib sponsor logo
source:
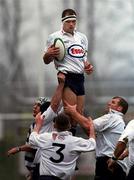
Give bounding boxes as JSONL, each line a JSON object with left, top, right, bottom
{"left": 67, "top": 44, "right": 85, "bottom": 58}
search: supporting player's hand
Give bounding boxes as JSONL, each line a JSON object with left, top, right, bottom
{"left": 34, "top": 112, "right": 43, "bottom": 133}
{"left": 25, "top": 171, "right": 33, "bottom": 180}
{"left": 64, "top": 100, "right": 77, "bottom": 115}
{"left": 57, "top": 72, "right": 65, "bottom": 84}
{"left": 107, "top": 158, "right": 116, "bottom": 172}
{"left": 84, "top": 61, "right": 93, "bottom": 75}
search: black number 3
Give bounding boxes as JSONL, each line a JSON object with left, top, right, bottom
{"left": 49, "top": 143, "right": 65, "bottom": 163}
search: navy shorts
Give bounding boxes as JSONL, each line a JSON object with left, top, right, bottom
{"left": 64, "top": 73, "right": 85, "bottom": 96}
{"left": 39, "top": 175, "right": 61, "bottom": 180}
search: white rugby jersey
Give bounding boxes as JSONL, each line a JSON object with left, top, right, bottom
{"left": 29, "top": 130, "right": 96, "bottom": 180}
{"left": 93, "top": 109, "right": 128, "bottom": 173}
{"left": 119, "top": 119, "right": 134, "bottom": 168}
{"left": 45, "top": 30, "right": 88, "bottom": 74}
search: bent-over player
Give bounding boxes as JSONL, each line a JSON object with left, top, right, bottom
{"left": 29, "top": 112, "right": 96, "bottom": 180}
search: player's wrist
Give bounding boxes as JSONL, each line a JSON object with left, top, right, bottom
{"left": 16, "top": 146, "right": 21, "bottom": 152}
{"left": 43, "top": 53, "right": 54, "bottom": 64}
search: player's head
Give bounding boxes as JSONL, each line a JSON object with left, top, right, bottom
{"left": 53, "top": 113, "right": 71, "bottom": 131}
{"left": 107, "top": 96, "right": 128, "bottom": 114}
{"left": 62, "top": 9, "right": 77, "bottom": 20}
{"left": 33, "top": 97, "right": 50, "bottom": 117}
{"left": 61, "top": 9, "right": 77, "bottom": 34}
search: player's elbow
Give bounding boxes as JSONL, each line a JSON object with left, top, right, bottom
{"left": 43, "top": 55, "right": 49, "bottom": 64}
{"left": 83, "top": 121, "right": 91, "bottom": 131}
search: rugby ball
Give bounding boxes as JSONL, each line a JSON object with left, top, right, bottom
{"left": 54, "top": 38, "right": 65, "bottom": 61}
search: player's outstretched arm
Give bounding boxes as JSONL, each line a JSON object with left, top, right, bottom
{"left": 7, "top": 144, "right": 32, "bottom": 156}
{"left": 64, "top": 101, "right": 95, "bottom": 138}
{"left": 50, "top": 72, "right": 65, "bottom": 113}
{"left": 107, "top": 141, "right": 126, "bottom": 172}
{"left": 118, "top": 148, "right": 129, "bottom": 160}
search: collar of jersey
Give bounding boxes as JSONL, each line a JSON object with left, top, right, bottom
{"left": 109, "top": 109, "right": 123, "bottom": 116}
{"left": 53, "top": 130, "right": 72, "bottom": 136}
{"left": 61, "top": 29, "right": 77, "bottom": 36}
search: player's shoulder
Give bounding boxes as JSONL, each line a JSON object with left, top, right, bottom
{"left": 49, "top": 31, "right": 62, "bottom": 38}
{"left": 127, "top": 119, "right": 134, "bottom": 128}
{"left": 76, "top": 31, "right": 88, "bottom": 39}
{"left": 47, "top": 31, "right": 62, "bottom": 43}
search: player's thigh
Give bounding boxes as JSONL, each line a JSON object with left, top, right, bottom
{"left": 63, "top": 87, "right": 85, "bottom": 114}
{"left": 63, "top": 87, "right": 77, "bottom": 105}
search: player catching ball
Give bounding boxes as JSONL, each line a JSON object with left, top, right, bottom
{"left": 43, "top": 8, "right": 93, "bottom": 134}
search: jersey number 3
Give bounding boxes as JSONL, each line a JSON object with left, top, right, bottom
{"left": 49, "top": 143, "right": 65, "bottom": 163}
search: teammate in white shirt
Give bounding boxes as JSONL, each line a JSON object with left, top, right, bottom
{"left": 43, "top": 9, "right": 93, "bottom": 132}
{"left": 64, "top": 96, "right": 129, "bottom": 180}
{"left": 108, "top": 119, "right": 134, "bottom": 180}
{"left": 29, "top": 112, "right": 96, "bottom": 180}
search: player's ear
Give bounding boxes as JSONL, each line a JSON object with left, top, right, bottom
{"left": 117, "top": 106, "right": 123, "bottom": 112}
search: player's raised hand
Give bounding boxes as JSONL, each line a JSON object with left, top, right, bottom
{"left": 57, "top": 72, "right": 65, "bottom": 84}
{"left": 35, "top": 112, "right": 43, "bottom": 125}
{"left": 34, "top": 112, "right": 43, "bottom": 133}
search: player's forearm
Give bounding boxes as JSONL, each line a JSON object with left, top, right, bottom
{"left": 18, "top": 144, "right": 33, "bottom": 152}
{"left": 7, "top": 144, "right": 32, "bottom": 156}
{"left": 51, "top": 74, "right": 65, "bottom": 112}
{"left": 43, "top": 52, "right": 54, "bottom": 64}
{"left": 33, "top": 124, "right": 42, "bottom": 133}
{"left": 113, "top": 141, "right": 126, "bottom": 160}
{"left": 51, "top": 84, "right": 64, "bottom": 112}
{"left": 70, "top": 111, "right": 91, "bottom": 131}
{"left": 88, "top": 118, "right": 96, "bottom": 140}
{"left": 118, "top": 148, "right": 129, "bottom": 160}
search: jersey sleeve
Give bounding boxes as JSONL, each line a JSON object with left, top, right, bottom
{"left": 29, "top": 131, "right": 50, "bottom": 149}
{"left": 93, "top": 114, "right": 112, "bottom": 132}
{"left": 119, "top": 120, "right": 134, "bottom": 143}
{"left": 83, "top": 34, "right": 88, "bottom": 62}
{"left": 72, "top": 137, "right": 96, "bottom": 153}
{"left": 41, "top": 106, "right": 57, "bottom": 125}
{"left": 44, "top": 34, "right": 54, "bottom": 52}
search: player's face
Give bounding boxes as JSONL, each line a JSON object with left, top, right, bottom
{"left": 33, "top": 103, "right": 41, "bottom": 117}
{"left": 63, "top": 20, "right": 76, "bottom": 34}
{"left": 106, "top": 98, "right": 121, "bottom": 112}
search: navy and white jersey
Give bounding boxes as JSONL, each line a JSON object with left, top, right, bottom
{"left": 25, "top": 122, "right": 37, "bottom": 170}
{"left": 93, "top": 109, "right": 128, "bottom": 173}
{"left": 25, "top": 105, "right": 57, "bottom": 168}
{"left": 44, "top": 30, "right": 88, "bottom": 74}
{"left": 29, "top": 130, "right": 96, "bottom": 180}
{"left": 119, "top": 119, "right": 134, "bottom": 168}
